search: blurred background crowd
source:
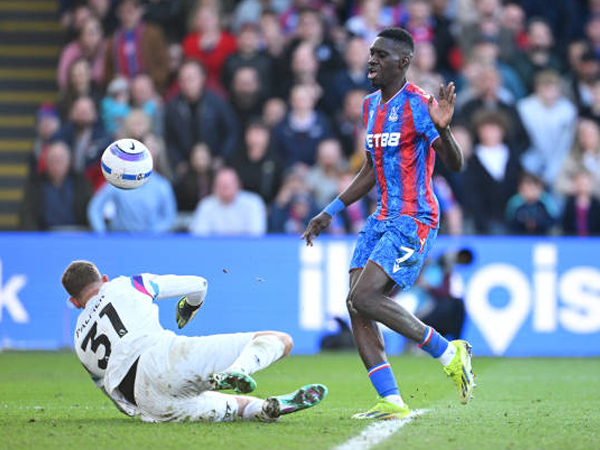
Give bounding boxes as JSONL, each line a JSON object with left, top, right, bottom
{"left": 20, "top": 0, "right": 600, "bottom": 236}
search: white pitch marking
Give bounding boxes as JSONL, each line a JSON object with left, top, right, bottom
{"left": 333, "top": 409, "right": 428, "bottom": 450}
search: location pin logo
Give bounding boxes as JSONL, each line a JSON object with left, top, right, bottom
{"left": 466, "top": 264, "right": 531, "bottom": 355}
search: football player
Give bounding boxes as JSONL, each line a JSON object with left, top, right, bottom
{"left": 62, "top": 260, "right": 327, "bottom": 422}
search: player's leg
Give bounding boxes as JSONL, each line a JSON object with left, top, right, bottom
{"left": 348, "top": 268, "right": 410, "bottom": 419}
{"left": 209, "top": 331, "right": 292, "bottom": 393}
{"left": 350, "top": 216, "right": 474, "bottom": 403}
{"left": 166, "top": 383, "right": 327, "bottom": 422}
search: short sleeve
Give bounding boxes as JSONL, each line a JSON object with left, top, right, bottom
{"left": 411, "top": 95, "right": 440, "bottom": 146}
{"left": 362, "top": 96, "right": 370, "bottom": 128}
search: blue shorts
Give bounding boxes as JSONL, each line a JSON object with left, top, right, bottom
{"left": 349, "top": 214, "right": 438, "bottom": 291}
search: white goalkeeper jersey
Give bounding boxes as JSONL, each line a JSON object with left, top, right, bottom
{"left": 74, "top": 273, "right": 207, "bottom": 403}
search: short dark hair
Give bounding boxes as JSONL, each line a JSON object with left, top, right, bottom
{"left": 62, "top": 260, "right": 101, "bottom": 298}
{"left": 377, "top": 27, "right": 414, "bottom": 53}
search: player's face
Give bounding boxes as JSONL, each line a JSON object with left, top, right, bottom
{"left": 368, "top": 37, "right": 409, "bottom": 89}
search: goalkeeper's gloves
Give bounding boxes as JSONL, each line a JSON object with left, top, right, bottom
{"left": 175, "top": 296, "right": 203, "bottom": 329}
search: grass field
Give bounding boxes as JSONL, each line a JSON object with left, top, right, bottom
{"left": 1, "top": 352, "right": 599, "bottom": 450}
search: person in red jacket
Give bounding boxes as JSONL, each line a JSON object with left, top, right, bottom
{"left": 182, "top": 5, "right": 237, "bottom": 96}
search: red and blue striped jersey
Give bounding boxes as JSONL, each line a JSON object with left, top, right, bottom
{"left": 363, "top": 82, "right": 440, "bottom": 228}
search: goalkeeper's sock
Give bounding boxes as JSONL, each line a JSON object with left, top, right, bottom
{"left": 241, "top": 398, "right": 265, "bottom": 420}
{"left": 226, "top": 335, "right": 286, "bottom": 375}
{"left": 368, "top": 362, "right": 402, "bottom": 403}
{"left": 418, "top": 326, "right": 456, "bottom": 366}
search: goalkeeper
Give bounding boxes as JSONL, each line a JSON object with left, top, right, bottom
{"left": 62, "top": 260, "right": 327, "bottom": 423}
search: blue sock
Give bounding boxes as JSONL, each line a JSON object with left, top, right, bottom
{"left": 368, "top": 362, "right": 400, "bottom": 398}
{"left": 418, "top": 326, "right": 449, "bottom": 358}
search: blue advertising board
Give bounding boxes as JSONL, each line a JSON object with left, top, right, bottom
{"left": 0, "top": 233, "right": 599, "bottom": 356}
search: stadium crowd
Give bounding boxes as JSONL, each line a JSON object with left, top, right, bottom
{"left": 20, "top": 0, "right": 600, "bottom": 236}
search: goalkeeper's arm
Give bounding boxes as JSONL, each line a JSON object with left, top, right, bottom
{"left": 139, "top": 274, "right": 208, "bottom": 306}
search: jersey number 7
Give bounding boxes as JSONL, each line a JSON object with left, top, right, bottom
{"left": 81, "top": 303, "right": 128, "bottom": 369}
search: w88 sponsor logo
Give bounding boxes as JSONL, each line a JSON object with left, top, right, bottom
{"left": 367, "top": 132, "right": 401, "bottom": 148}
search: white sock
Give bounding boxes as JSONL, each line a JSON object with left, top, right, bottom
{"left": 438, "top": 342, "right": 457, "bottom": 366}
{"left": 383, "top": 394, "right": 405, "bottom": 408}
{"left": 241, "top": 398, "right": 265, "bottom": 421}
{"left": 226, "top": 335, "right": 286, "bottom": 375}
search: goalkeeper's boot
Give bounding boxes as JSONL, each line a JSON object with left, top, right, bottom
{"left": 261, "top": 384, "right": 328, "bottom": 421}
{"left": 208, "top": 370, "right": 257, "bottom": 394}
{"left": 352, "top": 399, "right": 410, "bottom": 420}
{"left": 176, "top": 297, "right": 202, "bottom": 329}
{"left": 443, "top": 340, "right": 475, "bottom": 404}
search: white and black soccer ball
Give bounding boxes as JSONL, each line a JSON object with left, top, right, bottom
{"left": 101, "top": 139, "right": 153, "bottom": 189}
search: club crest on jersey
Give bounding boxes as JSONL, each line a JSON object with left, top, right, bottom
{"left": 389, "top": 106, "right": 399, "bottom": 122}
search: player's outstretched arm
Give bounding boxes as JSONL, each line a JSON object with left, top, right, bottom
{"left": 301, "top": 155, "right": 375, "bottom": 246}
{"left": 428, "top": 82, "right": 464, "bottom": 172}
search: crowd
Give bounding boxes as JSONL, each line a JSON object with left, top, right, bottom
{"left": 20, "top": 0, "right": 600, "bottom": 236}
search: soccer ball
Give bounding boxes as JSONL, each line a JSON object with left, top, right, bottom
{"left": 101, "top": 139, "right": 153, "bottom": 189}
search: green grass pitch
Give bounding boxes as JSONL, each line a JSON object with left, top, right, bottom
{"left": 1, "top": 352, "right": 599, "bottom": 450}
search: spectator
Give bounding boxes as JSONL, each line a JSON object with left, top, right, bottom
{"left": 282, "top": 42, "right": 326, "bottom": 102}
{"left": 55, "top": 96, "right": 110, "bottom": 190}
{"left": 305, "top": 138, "right": 347, "bottom": 209}
{"left": 183, "top": 4, "right": 237, "bottom": 95}
{"left": 457, "top": 62, "right": 529, "bottom": 153}
{"left": 561, "top": 169, "right": 600, "bottom": 236}
{"left": 189, "top": 167, "right": 267, "bottom": 236}
{"left": 87, "top": 141, "right": 177, "bottom": 233}
{"left": 458, "top": 0, "right": 515, "bottom": 62}
{"left": 324, "top": 36, "right": 371, "bottom": 114}
{"left": 21, "top": 141, "right": 92, "bottom": 231}
{"left": 57, "top": 16, "right": 106, "bottom": 90}
{"left": 408, "top": 41, "right": 445, "bottom": 96}
{"left": 222, "top": 23, "right": 274, "bottom": 94}
{"left": 175, "top": 143, "right": 215, "bottom": 212}
{"left": 120, "top": 108, "right": 151, "bottom": 142}
{"left": 463, "top": 110, "right": 521, "bottom": 234}
{"left": 345, "top": 0, "right": 397, "bottom": 44}
{"left": 469, "top": 37, "right": 526, "bottom": 101}
{"left": 130, "top": 73, "right": 164, "bottom": 137}
{"left": 271, "top": 83, "right": 333, "bottom": 167}
{"left": 88, "top": 0, "right": 118, "bottom": 34}
{"left": 260, "top": 10, "right": 288, "bottom": 95}
{"left": 229, "top": 66, "right": 266, "bottom": 131}
{"left": 60, "top": 2, "right": 93, "bottom": 42}
{"left": 335, "top": 88, "right": 368, "bottom": 158}
{"left": 262, "top": 97, "right": 288, "bottom": 128}
{"left": 104, "top": 0, "right": 169, "bottom": 93}
{"left": 580, "top": 73, "right": 600, "bottom": 124}
{"left": 586, "top": 14, "right": 600, "bottom": 61}
{"left": 231, "top": 120, "right": 283, "bottom": 204}
{"left": 566, "top": 49, "right": 600, "bottom": 112}
{"left": 555, "top": 119, "right": 600, "bottom": 198}
{"left": 269, "top": 166, "right": 319, "bottom": 234}
{"left": 518, "top": 69, "right": 577, "bottom": 187}
{"left": 284, "top": 7, "right": 343, "bottom": 77}
{"left": 403, "top": 0, "right": 455, "bottom": 75}
{"left": 142, "top": 0, "right": 187, "bottom": 42}
{"left": 165, "top": 60, "right": 238, "bottom": 177}
{"left": 31, "top": 104, "right": 61, "bottom": 174}
{"left": 505, "top": 172, "right": 558, "bottom": 235}
{"left": 100, "top": 77, "right": 131, "bottom": 138}
{"left": 500, "top": 2, "right": 527, "bottom": 52}
{"left": 232, "top": 0, "right": 289, "bottom": 32}
{"left": 511, "top": 17, "right": 565, "bottom": 91}
{"left": 57, "top": 58, "right": 102, "bottom": 121}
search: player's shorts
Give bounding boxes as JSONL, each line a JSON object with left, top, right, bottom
{"left": 349, "top": 214, "right": 437, "bottom": 290}
{"left": 133, "top": 332, "right": 254, "bottom": 422}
